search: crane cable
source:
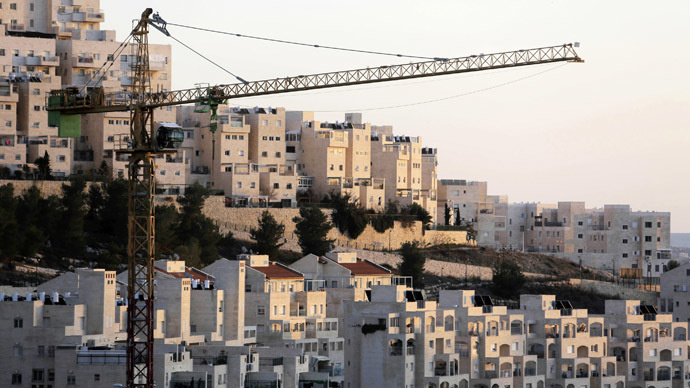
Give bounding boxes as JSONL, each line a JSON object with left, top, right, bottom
{"left": 165, "top": 22, "right": 449, "bottom": 62}
{"left": 80, "top": 33, "right": 134, "bottom": 93}
{"left": 165, "top": 33, "right": 248, "bottom": 84}
{"left": 229, "top": 63, "right": 569, "bottom": 113}
{"left": 314, "top": 62, "right": 570, "bottom": 112}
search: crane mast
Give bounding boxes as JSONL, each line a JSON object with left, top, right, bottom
{"left": 45, "top": 9, "right": 583, "bottom": 388}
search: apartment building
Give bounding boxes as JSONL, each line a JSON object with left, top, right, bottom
{"left": 1, "top": 0, "right": 104, "bottom": 37}
{"left": 286, "top": 112, "right": 386, "bottom": 210}
{"left": 369, "top": 132, "right": 438, "bottom": 220}
{"left": 0, "top": 268, "right": 198, "bottom": 388}
{"left": 290, "top": 250, "right": 405, "bottom": 320}
{"left": 343, "top": 285, "right": 469, "bottom": 388}
{"left": 0, "top": 25, "right": 66, "bottom": 175}
{"left": 660, "top": 262, "right": 690, "bottom": 323}
{"left": 241, "top": 254, "right": 345, "bottom": 387}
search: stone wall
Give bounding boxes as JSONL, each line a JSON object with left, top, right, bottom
{"left": 0, "top": 179, "right": 73, "bottom": 197}
{"left": 202, "top": 196, "right": 442, "bottom": 251}
{"left": 569, "top": 279, "right": 657, "bottom": 305}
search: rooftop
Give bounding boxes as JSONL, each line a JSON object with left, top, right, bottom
{"left": 326, "top": 257, "right": 391, "bottom": 276}
{"left": 250, "top": 262, "right": 304, "bottom": 280}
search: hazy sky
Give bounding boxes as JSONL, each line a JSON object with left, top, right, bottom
{"left": 103, "top": 1, "right": 690, "bottom": 232}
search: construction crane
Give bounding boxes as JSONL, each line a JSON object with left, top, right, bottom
{"left": 46, "top": 8, "right": 583, "bottom": 388}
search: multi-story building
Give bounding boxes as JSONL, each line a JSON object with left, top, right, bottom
{"left": 660, "top": 262, "right": 690, "bottom": 323}
{"left": 0, "top": 0, "right": 104, "bottom": 37}
{"left": 343, "top": 285, "right": 469, "bottom": 388}
{"left": 286, "top": 112, "right": 386, "bottom": 210}
{"left": 0, "top": 25, "right": 66, "bottom": 175}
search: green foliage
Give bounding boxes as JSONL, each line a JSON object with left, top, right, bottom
{"left": 463, "top": 223, "right": 477, "bottom": 242}
{"left": 491, "top": 259, "right": 526, "bottom": 299}
{"left": 0, "top": 184, "right": 19, "bottom": 260}
{"left": 398, "top": 240, "right": 426, "bottom": 288}
{"left": 400, "top": 203, "right": 432, "bottom": 229}
{"left": 250, "top": 210, "right": 285, "bottom": 260}
{"left": 175, "top": 183, "right": 227, "bottom": 265}
{"left": 667, "top": 260, "right": 680, "bottom": 271}
{"left": 455, "top": 209, "right": 461, "bottom": 225}
{"left": 293, "top": 206, "right": 334, "bottom": 256}
{"left": 0, "top": 166, "right": 11, "bottom": 179}
{"left": 97, "top": 160, "right": 110, "bottom": 178}
{"left": 35, "top": 150, "right": 52, "bottom": 180}
{"left": 100, "top": 179, "right": 129, "bottom": 246}
{"left": 155, "top": 204, "right": 180, "bottom": 256}
{"left": 54, "top": 177, "right": 87, "bottom": 255}
{"left": 328, "top": 192, "right": 368, "bottom": 239}
{"left": 444, "top": 203, "right": 451, "bottom": 226}
{"left": 369, "top": 200, "right": 398, "bottom": 233}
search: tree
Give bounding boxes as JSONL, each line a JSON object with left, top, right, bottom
{"left": 250, "top": 210, "right": 285, "bottom": 260}
{"left": 401, "top": 203, "right": 432, "bottom": 229}
{"left": 398, "top": 240, "right": 426, "bottom": 288}
{"left": 329, "top": 192, "right": 368, "bottom": 239}
{"left": 97, "top": 160, "right": 110, "bottom": 178}
{"left": 444, "top": 203, "right": 451, "bottom": 226}
{"left": 55, "top": 177, "right": 87, "bottom": 255}
{"left": 175, "top": 183, "right": 228, "bottom": 265}
{"left": 667, "top": 260, "right": 680, "bottom": 271}
{"left": 35, "top": 150, "right": 52, "bottom": 180}
{"left": 490, "top": 259, "right": 526, "bottom": 299}
{"left": 463, "top": 222, "right": 477, "bottom": 243}
{"left": 455, "top": 209, "right": 461, "bottom": 226}
{"left": 293, "top": 206, "right": 334, "bottom": 256}
{"left": 154, "top": 204, "right": 179, "bottom": 256}
{"left": 0, "top": 184, "right": 19, "bottom": 260}
{"left": 86, "top": 183, "right": 105, "bottom": 229}
{"left": 100, "top": 179, "right": 129, "bottom": 246}
{"left": 16, "top": 186, "right": 50, "bottom": 257}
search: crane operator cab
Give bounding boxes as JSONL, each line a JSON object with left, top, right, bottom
{"left": 154, "top": 122, "right": 184, "bottom": 151}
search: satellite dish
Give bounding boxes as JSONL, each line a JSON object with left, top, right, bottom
{"left": 241, "top": 246, "right": 248, "bottom": 253}
{"left": 574, "top": 42, "right": 581, "bottom": 48}
{"left": 173, "top": 253, "right": 180, "bottom": 260}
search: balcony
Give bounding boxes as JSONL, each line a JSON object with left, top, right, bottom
{"left": 8, "top": 24, "right": 25, "bottom": 31}
{"left": 73, "top": 56, "right": 100, "bottom": 68}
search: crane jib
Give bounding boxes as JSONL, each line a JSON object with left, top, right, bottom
{"left": 46, "top": 44, "right": 582, "bottom": 115}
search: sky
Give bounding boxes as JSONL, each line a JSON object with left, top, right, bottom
{"left": 103, "top": 1, "right": 690, "bottom": 232}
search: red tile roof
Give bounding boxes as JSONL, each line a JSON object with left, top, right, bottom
{"left": 331, "top": 258, "right": 391, "bottom": 276}
{"left": 155, "top": 267, "right": 214, "bottom": 282}
{"left": 250, "top": 262, "right": 303, "bottom": 280}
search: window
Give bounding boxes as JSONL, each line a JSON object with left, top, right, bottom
{"left": 645, "top": 222, "right": 652, "bottom": 228}
{"left": 623, "top": 224, "right": 628, "bottom": 229}
{"left": 38, "top": 345, "right": 45, "bottom": 356}
{"left": 645, "top": 236, "right": 652, "bottom": 242}
{"left": 225, "top": 150, "right": 230, "bottom": 156}
{"left": 250, "top": 182, "right": 256, "bottom": 188}
{"left": 14, "top": 318, "right": 23, "bottom": 328}
{"left": 261, "top": 151, "right": 267, "bottom": 157}
{"left": 224, "top": 166, "right": 232, "bottom": 172}
{"left": 276, "top": 136, "right": 281, "bottom": 141}
{"left": 30, "top": 3, "right": 35, "bottom": 11}
{"left": 12, "top": 373, "right": 21, "bottom": 385}
{"left": 239, "top": 150, "right": 244, "bottom": 156}
{"left": 262, "top": 120, "right": 268, "bottom": 126}
{"left": 657, "top": 222, "right": 661, "bottom": 228}
{"left": 622, "top": 239, "right": 628, "bottom": 244}
{"left": 237, "top": 182, "right": 242, "bottom": 188}
{"left": 32, "top": 369, "right": 44, "bottom": 382}
{"left": 13, "top": 345, "right": 22, "bottom": 356}
{"left": 276, "top": 120, "right": 282, "bottom": 127}
{"left": 577, "top": 234, "right": 583, "bottom": 239}
{"left": 10, "top": 3, "right": 17, "bottom": 10}
{"left": 67, "top": 375, "right": 76, "bottom": 385}
{"left": 0, "top": 49, "right": 4, "bottom": 56}
{"left": 286, "top": 183, "right": 292, "bottom": 190}
{"left": 257, "top": 305, "right": 265, "bottom": 315}
{"left": 94, "top": 374, "right": 100, "bottom": 381}
{"left": 275, "top": 152, "right": 281, "bottom": 157}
